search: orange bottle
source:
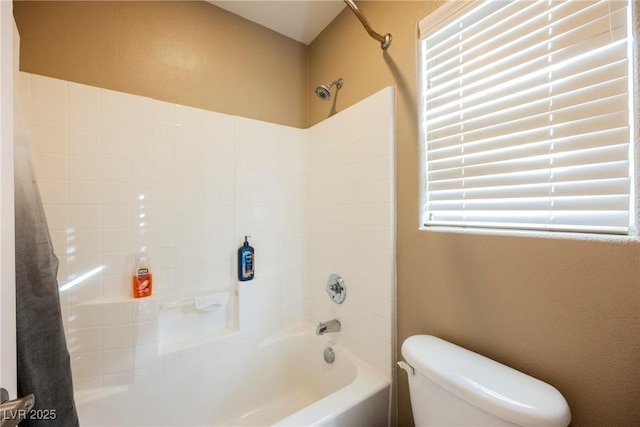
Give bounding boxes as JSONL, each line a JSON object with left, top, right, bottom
{"left": 133, "top": 251, "right": 153, "bottom": 298}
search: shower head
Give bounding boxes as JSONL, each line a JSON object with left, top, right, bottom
{"left": 314, "top": 78, "right": 344, "bottom": 101}
{"left": 315, "top": 85, "right": 332, "bottom": 101}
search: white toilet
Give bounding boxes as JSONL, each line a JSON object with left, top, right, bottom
{"left": 399, "top": 335, "right": 571, "bottom": 427}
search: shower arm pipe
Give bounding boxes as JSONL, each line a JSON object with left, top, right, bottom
{"left": 343, "top": 0, "right": 392, "bottom": 50}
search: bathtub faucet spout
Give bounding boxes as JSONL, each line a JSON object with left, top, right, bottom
{"left": 316, "top": 319, "right": 341, "bottom": 335}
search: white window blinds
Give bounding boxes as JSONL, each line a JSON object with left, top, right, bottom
{"left": 419, "top": 0, "right": 635, "bottom": 235}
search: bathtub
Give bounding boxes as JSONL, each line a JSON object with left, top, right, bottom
{"left": 75, "top": 326, "right": 391, "bottom": 426}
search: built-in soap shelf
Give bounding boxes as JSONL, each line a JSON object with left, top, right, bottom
{"left": 158, "top": 289, "right": 235, "bottom": 311}
{"left": 64, "top": 288, "right": 239, "bottom": 391}
{"left": 157, "top": 287, "right": 238, "bottom": 354}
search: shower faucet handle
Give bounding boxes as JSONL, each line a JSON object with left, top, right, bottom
{"left": 326, "top": 274, "right": 346, "bottom": 304}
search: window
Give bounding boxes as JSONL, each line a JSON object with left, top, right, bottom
{"left": 419, "top": 0, "right": 636, "bottom": 235}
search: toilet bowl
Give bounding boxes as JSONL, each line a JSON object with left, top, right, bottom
{"left": 399, "top": 335, "right": 571, "bottom": 427}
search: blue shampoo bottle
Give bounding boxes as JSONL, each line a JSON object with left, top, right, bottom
{"left": 238, "top": 236, "right": 254, "bottom": 281}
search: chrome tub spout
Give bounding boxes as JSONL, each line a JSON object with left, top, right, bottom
{"left": 316, "top": 319, "right": 341, "bottom": 335}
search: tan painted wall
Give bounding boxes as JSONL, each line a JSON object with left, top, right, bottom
{"left": 13, "top": 0, "right": 307, "bottom": 128}
{"left": 309, "top": 2, "right": 640, "bottom": 426}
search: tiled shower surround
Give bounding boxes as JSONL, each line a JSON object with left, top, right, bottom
{"left": 18, "top": 72, "right": 395, "bottom": 394}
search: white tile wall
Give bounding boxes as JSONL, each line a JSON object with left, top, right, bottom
{"left": 20, "top": 72, "right": 394, "bottom": 391}
{"left": 21, "top": 73, "right": 239, "bottom": 306}
{"left": 305, "top": 87, "right": 396, "bottom": 378}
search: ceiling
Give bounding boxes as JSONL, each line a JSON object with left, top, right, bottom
{"left": 207, "top": 1, "right": 346, "bottom": 45}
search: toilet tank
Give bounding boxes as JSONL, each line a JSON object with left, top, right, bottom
{"left": 401, "top": 335, "right": 571, "bottom": 427}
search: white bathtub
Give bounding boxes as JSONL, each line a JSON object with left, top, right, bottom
{"left": 75, "top": 326, "right": 391, "bottom": 426}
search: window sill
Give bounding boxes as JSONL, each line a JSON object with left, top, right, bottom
{"left": 419, "top": 224, "right": 640, "bottom": 244}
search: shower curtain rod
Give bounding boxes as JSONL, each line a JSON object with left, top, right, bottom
{"left": 343, "top": 0, "right": 392, "bottom": 50}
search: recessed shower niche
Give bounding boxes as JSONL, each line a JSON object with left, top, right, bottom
{"left": 157, "top": 289, "right": 236, "bottom": 353}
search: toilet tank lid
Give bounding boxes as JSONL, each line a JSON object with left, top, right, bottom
{"left": 401, "top": 335, "right": 571, "bottom": 427}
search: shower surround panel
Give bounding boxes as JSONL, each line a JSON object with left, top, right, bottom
{"left": 305, "top": 92, "right": 396, "bottom": 378}
{"left": 18, "top": 71, "right": 395, "bottom": 397}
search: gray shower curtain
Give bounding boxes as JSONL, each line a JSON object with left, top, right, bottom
{"left": 14, "top": 101, "right": 79, "bottom": 426}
